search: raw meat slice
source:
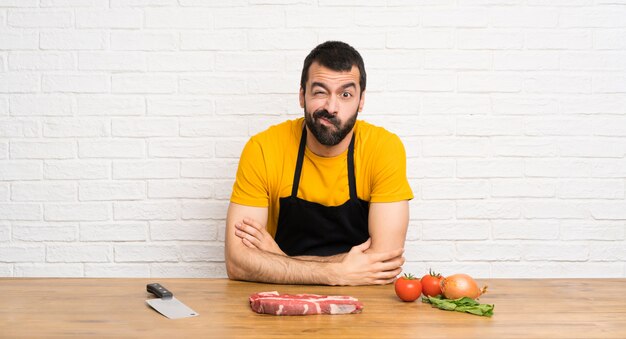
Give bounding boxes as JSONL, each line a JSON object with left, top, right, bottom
{"left": 249, "top": 291, "right": 364, "bottom": 316}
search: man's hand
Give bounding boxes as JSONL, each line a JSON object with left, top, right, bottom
{"left": 234, "top": 217, "right": 286, "bottom": 256}
{"left": 330, "top": 238, "right": 405, "bottom": 286}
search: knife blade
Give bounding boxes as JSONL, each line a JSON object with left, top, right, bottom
{"left": 145, "top": 283, "right": 199, "bottom": 319}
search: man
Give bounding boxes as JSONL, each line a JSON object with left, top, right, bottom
{"left": 225, "top": 41, "right": 413, "bottom": 286}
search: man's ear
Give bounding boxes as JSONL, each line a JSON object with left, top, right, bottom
{"left": 358, "top": 90, "right": 365, "bottom": 112}
{"left": 299, "top": 87, "right": 305, "bottom": 108}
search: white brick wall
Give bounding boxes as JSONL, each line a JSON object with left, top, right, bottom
{"left": 1, "top": 2, "right": 625, "bottom": 279}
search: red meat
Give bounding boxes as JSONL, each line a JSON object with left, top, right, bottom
{"left": 249, "top": 291, "right": 364, "bottom": 316}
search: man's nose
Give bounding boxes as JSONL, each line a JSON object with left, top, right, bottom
{"left": 324, "top": 95, "right": 339, "bottom": 114}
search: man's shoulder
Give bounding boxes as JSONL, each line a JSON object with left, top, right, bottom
{"left": 251, "top": 118, "right": 302, "bottom": 145}
{"left": 356, "top": 120, "right": 403, "bottom": 147}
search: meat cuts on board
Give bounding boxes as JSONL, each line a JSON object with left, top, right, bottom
{"left": 249, "top": 291, "right": 364, "bottom": 316}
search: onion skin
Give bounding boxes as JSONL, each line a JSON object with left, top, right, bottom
{"left": 440, "top": 273, "right": 487, "bottom": 299}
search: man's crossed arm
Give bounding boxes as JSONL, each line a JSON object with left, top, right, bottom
{"left": 225, "top": 201, "right": 409, "bottom": 286}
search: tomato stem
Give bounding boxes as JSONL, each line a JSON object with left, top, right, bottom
{"left": 429, "top": 268, "right": 442, "bottom": 278}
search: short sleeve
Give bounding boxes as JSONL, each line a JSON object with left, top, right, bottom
{"left": 230, "top": 138, "right": 270, "bottom": 207}
{"left": 369, "top": 134, "right": 414, "bottom": 203}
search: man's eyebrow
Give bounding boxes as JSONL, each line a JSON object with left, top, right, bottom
{"left": 310, "top": 82, "right": 356, "bottom": 90}
{"left": 311, "top": 82, "right": 328, "bottom": 90}
{"left": 341, "top": 82, "right": 357, "bottom": 90}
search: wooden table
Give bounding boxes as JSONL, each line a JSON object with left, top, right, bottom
{"left": 1, "top": 278, "right": 625, "bottom": 338}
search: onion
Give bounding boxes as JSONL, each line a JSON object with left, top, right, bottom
{"left": 440, "top": 273, "right": 487, "bottom": 299}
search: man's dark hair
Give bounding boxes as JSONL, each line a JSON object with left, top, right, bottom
{"left": 300, "top": 41, "right": 366, "bottom": 95}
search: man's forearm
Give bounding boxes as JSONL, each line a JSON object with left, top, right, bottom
{"left": 293, "top": 253, "right": 346, "bottom": 263}
{"left": 226, "top": 247, "right": 341, "bottom": 285}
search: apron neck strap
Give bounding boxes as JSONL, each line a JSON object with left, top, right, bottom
{"left": 346, "top": 132, "right": 357, "bottom": 200}
{"left": 292, "top": 126, "right": 358, "bottom": 200}
{"left": 291, "top": 126, "right": 308, "bottom": 197}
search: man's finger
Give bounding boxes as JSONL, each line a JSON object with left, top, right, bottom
{"left": 243, "top": 217, "right": 264, "bottom": 231}
{"left": 241, "top": 237, "right": 256, "bottom": 249}
{"left": 352, "top": 238, "right": 371, "bottom": 252}
{"left": 242, "top": 231, "right": 262, "bottom": 247}
{"left": 238, "top": 223, "right": 262, "bottom": 239}
{"left": 235, "top": 229, "right": 248, "bottom": 241}
{"left": 372, "top": 277, "right": 396, "bottom": 285}
{"left": 375, "top": 258, "right": 404, "bottom": 274}
{"left": 369, "top": 247, "right": 404, "bottom": 263}
{"left": 376, "top": 267, "right": 402, "bottom": 280}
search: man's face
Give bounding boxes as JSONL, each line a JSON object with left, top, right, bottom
{"left": 300, "top": 62, "right": 365, "bottom": 146}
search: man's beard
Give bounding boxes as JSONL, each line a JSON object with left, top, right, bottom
{"left": 304, "top": 105, "right": 358, "bottom": 146}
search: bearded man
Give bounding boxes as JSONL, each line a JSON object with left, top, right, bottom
{"left": 225, "top": 41, "right": 413, "bottom": 286}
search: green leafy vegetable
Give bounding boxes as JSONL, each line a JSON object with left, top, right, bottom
{"left": 422, "top": 295, "right": 494, "bottom": 317}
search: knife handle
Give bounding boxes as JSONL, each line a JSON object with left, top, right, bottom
{"left": 147, "top": 283, "right": 173, "bottom": 299}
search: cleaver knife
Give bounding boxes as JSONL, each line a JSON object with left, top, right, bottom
{"left": 146, "top": 283, "right": 199, "bottom": 319}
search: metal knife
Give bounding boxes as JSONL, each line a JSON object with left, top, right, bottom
{"left": 145, "top": 283, "right": 199, "bottom": 319}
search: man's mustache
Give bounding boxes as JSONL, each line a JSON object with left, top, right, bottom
{"left": 313, "top": 109, "right": 339, "bottom": 127}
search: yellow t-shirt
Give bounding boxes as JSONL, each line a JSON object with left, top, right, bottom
{"left": 230, "top": 118, "right": 414, "bottom": 236}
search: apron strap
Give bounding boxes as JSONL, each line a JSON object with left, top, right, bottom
{"left": 291, "top": 127, "right": 308, "bottom": 197}
{"left": 292, "top": 126, "right": 358, "bottom": 200}
{"left": 347, "top": 133, "right": 357, "bottom": 200}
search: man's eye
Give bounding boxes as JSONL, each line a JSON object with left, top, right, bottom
{"left": 341, "top": 92, "right": 352, "bottom": 98}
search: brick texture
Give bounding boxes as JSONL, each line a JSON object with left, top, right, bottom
{"left": 1, "top": 2, "right": 625, "bottom": 279}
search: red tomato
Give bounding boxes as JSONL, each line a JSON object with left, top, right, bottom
{"left": 421, "top": 269, "right": 444, "bottom": 297}
{"left": 394, "top": 273, "right": 422, "bottom": 302}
